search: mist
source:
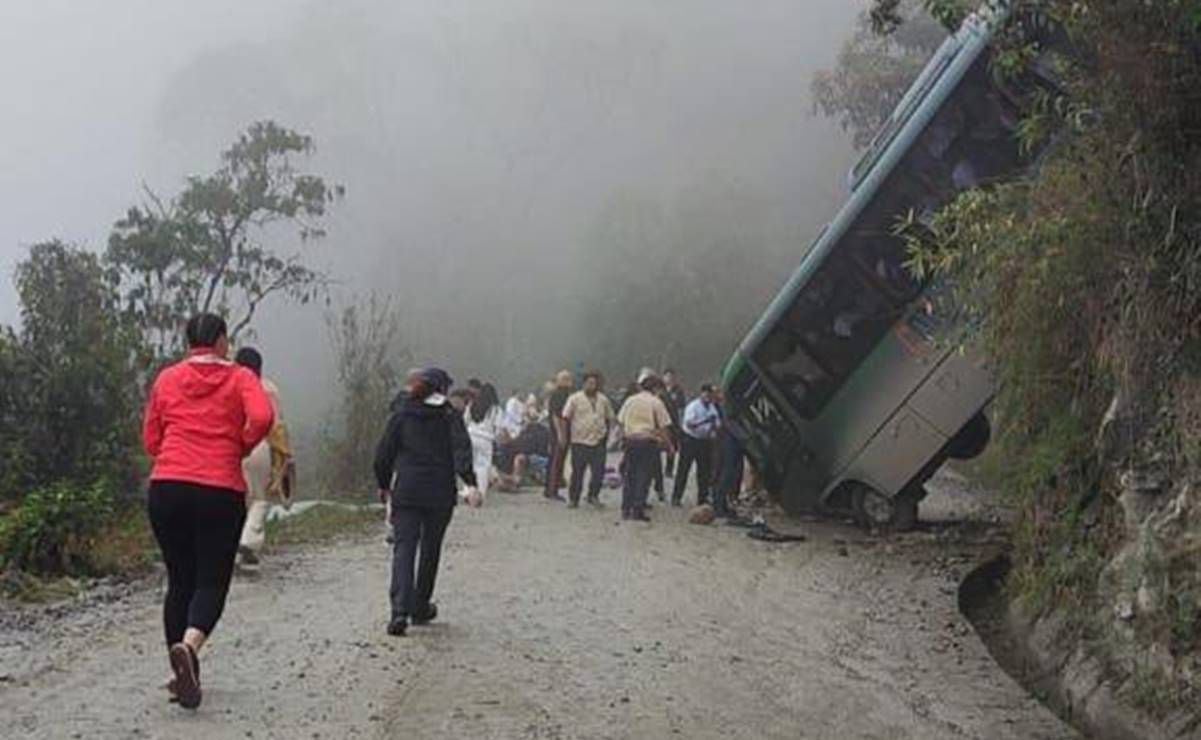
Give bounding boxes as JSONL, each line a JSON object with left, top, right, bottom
{"left": 1, "top": 0, "right": 863, "bottom": 431}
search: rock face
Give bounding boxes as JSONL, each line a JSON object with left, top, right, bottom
{"left": 688, "top": 504, "right": 715, "bottom": 525}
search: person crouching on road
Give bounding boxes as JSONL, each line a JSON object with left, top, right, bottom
{"left": 234, "top": 347, "right": 294, "bottom": 566}
{"left": 142, "top": 313, "right": 275, "bottom": 709}
{"left": 373, "top": 367, "right": 481, "bottom": 636}
{"left": 617, "top": 368, "right": 674, "bottom": 521}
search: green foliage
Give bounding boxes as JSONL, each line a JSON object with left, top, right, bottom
{"left": 0, "top": 480, "right": 119, "bottom": 575}
{"left": 0, "top": 242, "right": 143, "bottom": 504}
{"left": 107, "top": 120, "right": 343, "bottom": 357}
{"left": 890, "top": 0, "right": 1201, "bottom": 708}
{"left": 320, "top": 295, "right": 409, "bottom": 495}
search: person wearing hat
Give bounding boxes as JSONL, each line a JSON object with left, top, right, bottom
{"left": 373, "top": 367, "right": 481, "bottom": 636}
{"left": 616, "top": 368, "right": 675, "bottom": 521}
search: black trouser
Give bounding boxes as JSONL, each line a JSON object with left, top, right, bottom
{"left": 714, "top": 433, "right": 745, "bottom": 518}
{"left": 147, "top": 481, "right": 247, "bottom": 647}
{"left": 621, "top": 440, "right": 660, "bottom": 515}
{"left": 665, "top": 428, "right": 680, "bottom": 478}
{"left": 389, "top": 503, "right": 454, "bottom": 619}
{"left": 651, "top": 450, "right": 664, "bottom": 497}
{"left": 544, "top": 430, "right": 566, "bottom": 498}
{"left": 568, "top": 442, "right": 606, "bottom": 504}
{"left": 672, "top": 435, "right": 714, "bottom": 505}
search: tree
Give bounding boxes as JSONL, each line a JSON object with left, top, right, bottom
{"left": 1, "top": 241, "right": 142, "bottom": 502}
{"left": 812, "top": 2, "right": 946, "bottom": 147}
{"left": 321, "top": 295, "right": 411, "bottom": 496}
{"left": 107, "top": 121, "right": 343, "bottom": 357}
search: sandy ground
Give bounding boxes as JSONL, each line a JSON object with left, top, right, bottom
{"left": 0, "top": 473, "right": 1072, "bottom": 739}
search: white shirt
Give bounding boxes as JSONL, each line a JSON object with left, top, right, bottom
{"left": 465, "top": 405, "right": 503, "bottom": 445}
{"left": 502, "top": 396, "right": 526, "bottom": 438}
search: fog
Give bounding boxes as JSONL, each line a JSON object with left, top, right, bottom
{"left": 1, "top": 0, "right": 863, "bottom": 430}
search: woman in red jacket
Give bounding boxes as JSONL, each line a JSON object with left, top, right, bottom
{"left": 142, "top": 313, "right": 274, "bottom": 709}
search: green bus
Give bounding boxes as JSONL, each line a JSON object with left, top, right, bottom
{"left": 721, "top": 5, "right": 1053, "bottom": 529}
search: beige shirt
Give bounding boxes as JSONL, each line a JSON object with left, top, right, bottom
{"left": 617, "top": 391, "right": 672, "bottom": 440}
{"left": 562, "top": 391, "right": 615, "bottom": 447}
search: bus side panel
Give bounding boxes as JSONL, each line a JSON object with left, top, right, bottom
{"left": 905, "top": 349, "right": 994, "bottom": 438}
{"left": 836, "top": 405, "right": 947, "bottom": 497}
{"left": 807, "top": 325, "right": 942, "bottom": 477}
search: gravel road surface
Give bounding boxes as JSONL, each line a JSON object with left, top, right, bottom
{"left": 0, "top": 475, "right": 1072, "bottom": 739}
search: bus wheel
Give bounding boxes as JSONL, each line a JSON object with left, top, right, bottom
{"left": 948, "top": 413, "right": 991, "bottom": 460}
{"left": 852, "top": 484, "right": 919, "bottom": 533}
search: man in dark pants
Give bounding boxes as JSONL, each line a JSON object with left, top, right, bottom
{"left": 713, "top": 419, "right": 745, "bottom": 519}
{"left": 617, "top": 369, "right": 674, "bottom": 521}
{"left": 562, "top": 370, "right": 615, "bottom": 507}
{"left": 661, "top": 369, "right": 687, "bottom": 478}
{"left": 374, "top": 367, "right": 480, "bottom": 636}
{"left": 672, "top": 384, "right": 722, "bottom": 507}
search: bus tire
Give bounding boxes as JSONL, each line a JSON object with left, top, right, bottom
{"left": 948, "top": 412, "right": 991, "bottom": 460}
{"left": 852, "top": 484, "right": 919, "bottom": 533}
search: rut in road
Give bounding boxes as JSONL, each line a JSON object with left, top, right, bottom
{"left": 0, "top": 484, "right": 1072, "bottom": 739}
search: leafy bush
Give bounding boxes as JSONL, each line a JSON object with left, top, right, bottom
{"left": 1, "top": 241, "right": 145, "bottom": 505}
{"left": 0, "top": 480, "right": 120, "bottom": 575}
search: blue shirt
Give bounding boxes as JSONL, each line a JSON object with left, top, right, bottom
{"left": 681, "top": 398, "right": 721, "bottom": 440}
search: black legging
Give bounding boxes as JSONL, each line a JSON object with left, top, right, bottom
{"left": 389, "top": 504, "right": 454, "bottom": 619}
{"left": 147, "top": 481, "right": 246, "bottom": 646}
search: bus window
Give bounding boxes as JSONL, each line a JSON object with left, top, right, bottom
{"left": 754, "top": 325, "right": 832, "bottom": 417}
{"left": 796, "top": 258, "right": 898, "bottom": 379}
{"left": 756, "top": 256, "right": 900, "bottom": 419}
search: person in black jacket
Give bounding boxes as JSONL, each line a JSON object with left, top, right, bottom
{"left": 374, "top": 367, "right": 479, "bottom": 637}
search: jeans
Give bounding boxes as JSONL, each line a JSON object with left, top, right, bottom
{"left": 714, "top": 433, "right": 745, "bottom": 517}
{"left": 672, "top": 435, "right": 713, "bottom": 505}
{"left": 389, "top": 503, "right": 454, "bottom": 619}
{"left": 147, "top": 481, "right": 246, "bottom": 646}
{"left": 569, "top": 442, "right": 606, "bottom": 504}
{"left": 621, "top": 440, "right": 660, "bottom": 515}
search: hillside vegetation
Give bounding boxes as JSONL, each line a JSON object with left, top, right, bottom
{"left": 873, "top": 0, "right": 1201, "bottom": 718}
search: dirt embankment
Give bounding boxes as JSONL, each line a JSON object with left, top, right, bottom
{"left": 0, "top": 474, "right": 1070, "bottom": 739}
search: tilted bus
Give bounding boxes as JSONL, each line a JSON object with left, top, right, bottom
{"left": 720, "top": 5, "right": 1056, "bottom": 529}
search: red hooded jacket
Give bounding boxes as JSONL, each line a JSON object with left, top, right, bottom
{"left": 143, "top": 349, "right": 275, "bottom": 493}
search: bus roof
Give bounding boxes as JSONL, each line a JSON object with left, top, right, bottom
{"left": 732, "top": 8, "right": 1005, "bottom": 371}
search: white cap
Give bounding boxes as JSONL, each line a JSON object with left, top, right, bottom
{"left": 636, "top": 367, "right": 658, "bottom": 385}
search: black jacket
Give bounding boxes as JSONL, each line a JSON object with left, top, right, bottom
{"left": 373, "top": 395, "right": 477, "bottom": 508}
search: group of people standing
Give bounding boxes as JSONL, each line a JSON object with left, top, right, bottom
{"left": 139, "top": 310, "right": 745, "bottom": 711}
{"left": 528, "top": 366, "right": 743, "bottom": 522}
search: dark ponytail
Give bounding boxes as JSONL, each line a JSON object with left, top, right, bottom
{"left": 185, "top": 313, "right": 227, "bottom": 349}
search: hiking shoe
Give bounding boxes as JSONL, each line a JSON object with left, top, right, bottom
{"left": 165, "top": 649, "right": 200, "bottom": 703}
{"left": 586, "top": 496, "right": 603, "bottom": 508}
{"left": 387, "top": 617, "right": 408, "bottom": 636}
{"left": 567, "top": 500, "right": 580, "bottom": 509}
{"left": 412, "top": 603, "right": 438, "bottom": 625}
{"left": 168, "top": 643, "right": 201, "bottom": 709}
{"left": 630, "top": 510, "right": 651, "bottom": 522}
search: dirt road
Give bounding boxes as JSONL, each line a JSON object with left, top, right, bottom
{"left": 0, "top": 476, "right": 1072, "bottom": 739}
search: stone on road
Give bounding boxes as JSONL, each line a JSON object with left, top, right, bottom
{"left": 0, "top": 487, "right": 1071, "bottom": 739}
